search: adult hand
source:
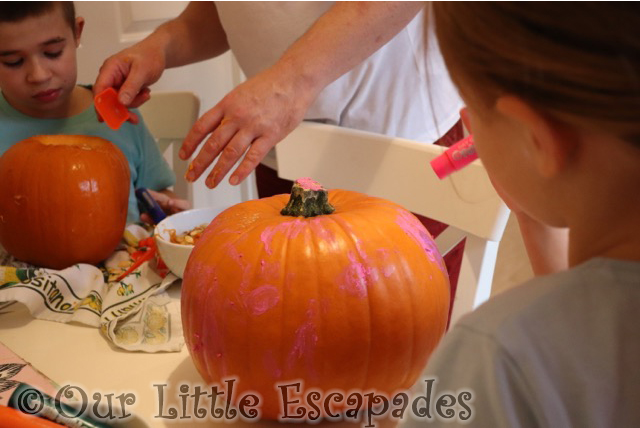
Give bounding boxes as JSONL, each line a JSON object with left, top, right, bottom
{"left": 94, "top": 1, "right": 228, "bottom": 124}
{"left": 177, "top": 2, "right": 423, "bottom": 189}
{"left": 180, "top": 66, "right": 316, "bottom": 189}
{"left": 94, "top": 42, "right": 165, "bottom": 112}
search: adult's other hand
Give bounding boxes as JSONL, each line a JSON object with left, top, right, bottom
{"left": 180, "top": 66, "right": 315, "bottom": 189}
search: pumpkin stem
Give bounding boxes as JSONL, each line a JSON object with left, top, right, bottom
{"left": 281, "top": 178, "right": 335, "bottom": 217}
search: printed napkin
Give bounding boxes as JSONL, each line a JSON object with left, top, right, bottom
{"left": 0, "top": 224, "right": 183, "bottom": 353}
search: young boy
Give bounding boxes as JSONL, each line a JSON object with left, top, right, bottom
{"left": 407, "top": 3, "right": 640, "bottom": 427}
{"left": 0, "top": 2, "right": 188, "bottom": 224}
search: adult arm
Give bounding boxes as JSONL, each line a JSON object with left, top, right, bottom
{"left": 180, "top": 1, "right": 425, "bottom": 188}
{"left": 93, "top": 2, "right": 229, "bottom": 107}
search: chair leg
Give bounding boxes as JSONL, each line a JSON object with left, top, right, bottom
{"left": 448, "top": 235, "right": 500, "bottom": 326}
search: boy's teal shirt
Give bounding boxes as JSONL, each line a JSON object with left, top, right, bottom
{"left": 0, "top": 87, "right": 176, "bottom": 224}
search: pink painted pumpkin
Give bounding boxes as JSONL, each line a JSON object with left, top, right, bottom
{"left": 181, "top": 179, "right": 450, "bottom": 419}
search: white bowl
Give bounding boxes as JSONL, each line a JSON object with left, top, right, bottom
{"left": 154, "top": 207, "right": 227, "bottom": 278}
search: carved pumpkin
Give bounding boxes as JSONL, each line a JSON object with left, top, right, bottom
{"left": 0, "top": 135, "right": 130, "bottom": 269}
{"left": 181, "top": 178, "right": 450, "bottom": 419}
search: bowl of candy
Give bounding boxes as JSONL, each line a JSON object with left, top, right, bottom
{"left": 154, "top": 207, "right": 226, "bottom": 278}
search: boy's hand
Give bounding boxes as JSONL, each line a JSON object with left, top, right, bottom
{"left": 139, "top": 189, "right": 190, "bottom": 225}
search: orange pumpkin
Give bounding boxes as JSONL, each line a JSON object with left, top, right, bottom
{"left": 182, "top": 178, "right": 450, "bottom": 419}
{"left": 0, "top": 135, "right": 130, "bottom": 269}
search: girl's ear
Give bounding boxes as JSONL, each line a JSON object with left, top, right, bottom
{"left": 496, "top": 96, "right": 578, "bottom": 178}
{"left": 460, "top": 107, "right": 472, "bottom": 134}
{"left": 74, "top": 17, "right": 85, "bottom": 47}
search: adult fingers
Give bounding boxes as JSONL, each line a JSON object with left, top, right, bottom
{"left": 204, "top": 130, "right": 257, "bottom": 188}
{"left": 228, "top": 136, "right": 274, "bottom": 186}
{"left": 94, "top": 53, "right": 133, "bottom": 96}
{"left": 123, "top": 88, "right": 149, "bottom": 124}
{"left": 116, "top": 59, "right": 153, "bottom": 106}
{"left": 186, "top": 120, "right": 238, "bottom": 183}
{"left": 94, "top": 62, "right": 122, "bottom": 96}
{"left": 180, "top": 107, "right": 224, "bottom": 161}
{"left": 128, "top": 87, "right": 151, "bottom": 109}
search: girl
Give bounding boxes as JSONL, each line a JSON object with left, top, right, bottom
{"left": 417, "top": 3, "right": 640, "bottom": 427}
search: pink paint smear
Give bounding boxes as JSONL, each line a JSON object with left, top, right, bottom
{"left": 395, "top": 210, "right": 446, "bottom": 272}
{"left": 295, "top": 177, "right": 323, "bottom": 191}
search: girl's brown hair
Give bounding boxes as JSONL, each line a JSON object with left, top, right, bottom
{"left": 432, "top": 2, "right": 640, "bottom": 146}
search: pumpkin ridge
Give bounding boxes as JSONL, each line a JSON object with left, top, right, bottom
{"left": 280, "top": 220, "right": 308, "bottom": 376}
{"left": 395, "top": 243, "right": 417, "bottom": 389}
{"left": 313, "top": 210, "right": 377, "bottom": 391}
{"left": 360, "top": 208, "right": 414, "bottom": 392}
{"left": 398, "top": 212, "right": 445, "bottom": 389}
{"left": 277, "top": 237, "right": 288, "bottom": 390}
{"left": 306, "top": 219, "right": 326, "bottom": 385}
{"left": 373, "top": 206, "right": 418, "bottom": 390}
{"left": 251, "top": 215, "right": 295, "bottom": 393}
{"left": 183, "top": 236, "right": 225, "bottom": 381}
{"left": 327, "top": 212, "right": 374, "bottom": 392}
{"left": 249, "top": 242, "right": 286, "bottom": 400}
{"left": 46, "top": 146, "right": 69, "bottom": 267}
{"left": 274, "top": 237, "right": 288, "bottom": 386}
{"left": 331, "top": 204, "right": 423, "bottom": 392}
{"left": 200, "top": 272, "right": 224, "bottom": 384}
{"left": 31, "top": 150, "right": 47, "bottom": 262}
{"left": 363, "top": 207, "right": 418, "bottom": 391}
{"left": 233, "top": 233, "right": 262, "bottom": 388}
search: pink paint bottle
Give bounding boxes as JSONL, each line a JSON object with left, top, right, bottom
{"left": 430, "top": 134, "right": 478, "bottom": 179}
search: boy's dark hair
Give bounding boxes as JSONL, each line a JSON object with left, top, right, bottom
{"left": 0, "top": 2, "right": 76, "bottom": 31}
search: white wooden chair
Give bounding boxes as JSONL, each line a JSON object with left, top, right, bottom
{"left": 138, "top": 91, "right": 200, "bottom": 205}
{"left": 275, "top": 121, "right": 510, "bottom": 326}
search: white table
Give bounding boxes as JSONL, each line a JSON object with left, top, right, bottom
{"left": 1, "top": 283, "right": 403, "bottom": 428}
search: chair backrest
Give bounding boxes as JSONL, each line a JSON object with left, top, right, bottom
{"left": 275, "top": 121, "right": 510, "bottom": 325}
{"left": 138, "top": 91, "right": 200, "bottom": 204}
